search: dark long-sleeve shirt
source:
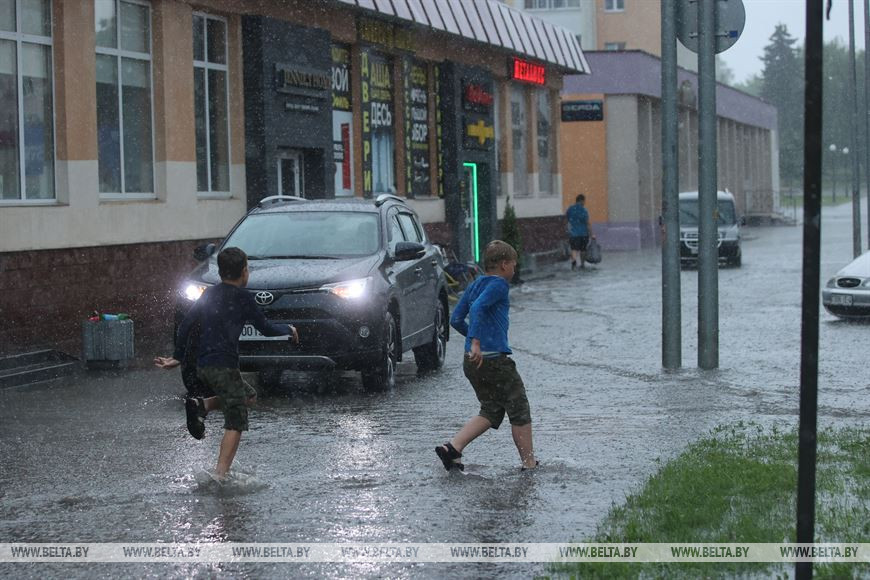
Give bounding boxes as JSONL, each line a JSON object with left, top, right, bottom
{"left": 449, "top": 275, "right": 511, "bottom": 354}
{"left": 173, "top": 283, "right": 292, "bottom": 368}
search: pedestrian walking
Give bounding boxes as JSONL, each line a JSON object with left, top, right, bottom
{"left": 566, "top": 194, "right": 595, "bottom": 270}
{"left": 154, "top": 247, "right": 298, "bottom": 481}
{"left": 435, "top": 240, "right": 537, "bottom": 472}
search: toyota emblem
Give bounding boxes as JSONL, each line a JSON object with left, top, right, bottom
{"left": 255, "top": 291, "right": 274, "bottom": 306}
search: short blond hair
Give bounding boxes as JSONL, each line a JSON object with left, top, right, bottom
{"left": 484, "top": 240, "right": 518, "bottom": 271}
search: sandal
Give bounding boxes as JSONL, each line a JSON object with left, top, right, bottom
{"left": 185, "top": 397, "right": 206, "bottom": 440}
{"left": 435, "top": 442, "right": 464, "bottom": 471}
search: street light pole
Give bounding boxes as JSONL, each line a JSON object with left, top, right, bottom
{"left": 848, "top": 0, "right": 862, "bottom": 258}
{"left": 829, "top": 143, "right": 837, "bottom": 201}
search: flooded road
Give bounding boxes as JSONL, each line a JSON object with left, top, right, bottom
{"left": 1, "top": 203, "right": 867, "bottom": 578}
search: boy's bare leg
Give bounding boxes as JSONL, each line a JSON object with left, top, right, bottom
{"left": 216, "top": 429, "right": 241, "bottom": 478}
{"left": 202, "top": 397, "right": 220, "bottom": 413}
{"left": 450, "top": 415, "right": 492, "bottom": 452}
{"left": 511, "top": 423, "right": 537, "bottom": 468}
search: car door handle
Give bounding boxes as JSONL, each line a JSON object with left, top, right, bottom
{"left": 414, "top": 267, "right": 423, "bottom": 275}
{"left": 430, "top": 260, "right": 438, "bottom": 267}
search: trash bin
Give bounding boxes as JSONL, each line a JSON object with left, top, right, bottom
{"left": 82, "top": 319, "right": 135, "bottom": 369}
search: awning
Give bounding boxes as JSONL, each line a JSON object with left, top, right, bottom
{"left": 334, "top": 0, "right": 589, "bottom": 74}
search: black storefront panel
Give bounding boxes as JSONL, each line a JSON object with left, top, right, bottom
{"left": 242, "top": 16, "right": 333, "bottom": 206}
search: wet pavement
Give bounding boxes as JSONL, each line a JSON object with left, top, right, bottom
{"left": 1, "top": 202, "right": 868, "bottom": 578}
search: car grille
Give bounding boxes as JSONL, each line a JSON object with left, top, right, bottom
{"left": 837, "top": 278, "right": 862, "bottom": 288}
{"left": 682, "top": 231, "right": 724, "bottom": 249}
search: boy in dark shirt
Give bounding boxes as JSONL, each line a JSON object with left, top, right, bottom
{"left": 154, "top": 247, "right": 297, "bottom": 480}
{"left": 436, "top": 240, "right": 537, "bottom": 472}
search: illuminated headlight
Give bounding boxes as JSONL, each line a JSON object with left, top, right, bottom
{"left": 321, "top": 277, "right": 370, "bottom": 300}
{"left": 182, "top": 282, "right": 209, "bottom": 301}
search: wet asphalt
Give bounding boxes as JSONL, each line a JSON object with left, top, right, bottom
{"left": 1, "top": 202, "right": 867, "bottom": 579}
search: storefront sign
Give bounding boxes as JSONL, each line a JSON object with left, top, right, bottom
{"left": 331, "top": 44, "right": 352, "bottom": 111}
{"left": 511, "top": 57, "right": 546, "bottom": 85}
{"left": 404, "top": 58, "right": 430, "bottom": 197}
{"left": 561, "top": 100, "right": 603, "bottom": 122}
{"left": 435, "top": 64, "right": 444, "bottom": 198}
{"left": 463, "top": 82, "right": 493, "bottom": 111}
{"left": 358, "top": 17, "right": 414, "bottom": 52}
{"left": 464, "top": 118, "right": 494, "bottom": 150}
{"left": 360, "top": 48, "right": 395, "bottom": 195}
{"left": 275, "top": 63, "right": 330, "bottom": 96}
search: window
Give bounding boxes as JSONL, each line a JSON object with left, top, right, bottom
{"left": 525, "top": 0, "right": 579, "bottom": 7}
{"left": 536, "top": 89, "right": 552, "bottom": 194}
{"left": 0, "top": 0, "right": 54, "bottom": 202}
{"left": 193, "top": 14, "right": 229, "bottom": 195}
{"left": 397, "top": 212, "right": 423, "bottom": 243}
{"left": 604, "top": 0, "right": 624, "bottom": 12}
{"left": 510, "top": 84, "right": 528, "bottom": 196}
{"left": 95, "top": 0, "right": 153, "bottom": 196}
{"left": 604, "top": 42, "right": 626, "bottom": 51}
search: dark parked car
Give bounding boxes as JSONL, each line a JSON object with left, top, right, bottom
{"left": 679, "top": 191, "right": 744, "bottom": 267}
{"left": 175, "top": 194, "right": 449, "bottom": 392}
{"left": 822, "top": 250, "right": 870, "bottom": 319}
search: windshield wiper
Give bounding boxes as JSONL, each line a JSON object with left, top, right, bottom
{"left": 266, "top": 255, "right": 340, "bottom": 260}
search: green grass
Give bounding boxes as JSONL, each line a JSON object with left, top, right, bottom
{"left": 545, "top": 422, "right": 869, "bottom": 579}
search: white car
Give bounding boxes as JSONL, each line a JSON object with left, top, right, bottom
{"left": 823, "top": 251, "right": 870, "bottom": 318}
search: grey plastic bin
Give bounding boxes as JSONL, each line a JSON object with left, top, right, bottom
{"left": 82, "top": 319, "right": 135, "bottom": 369}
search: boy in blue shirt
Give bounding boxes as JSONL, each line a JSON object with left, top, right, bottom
{"left": 154, "top": 247, "right": 297, "bottom": 480}
{"left": 566, "top": 194, "right": 594, "bottom": 270}
{"left": 436, "top": 240, "right": 537, "bottom": 471}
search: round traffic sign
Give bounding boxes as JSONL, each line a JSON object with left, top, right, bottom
{"left": 676, "top": 0, "right": 745, "bottom": 55}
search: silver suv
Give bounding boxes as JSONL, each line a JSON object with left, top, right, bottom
{"left": 679, "top": 191, "right": 743, "bottom": 267}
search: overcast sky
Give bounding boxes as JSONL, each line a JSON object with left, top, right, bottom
{"left": 718, "top": 0, "right": 866, "bottom": 83}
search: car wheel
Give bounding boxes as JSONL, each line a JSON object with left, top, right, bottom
{"left": 414, "top": 301, "right": 447, "bottom": 373}
{"left": 258, "top": 369, "right": 283, "bottom": 393}
{"left": 732, "top": 252, "right": 742, "bottom": 268}
{"left": 361, "top": 312, "right": 397, "bottom": 391}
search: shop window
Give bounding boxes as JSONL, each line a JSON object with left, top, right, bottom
{"left": 604, "top": 0, "right": 624, "bottom": 12}
{"left": 403, "top": 58, "right": 430, "bottom": 198}
{"left": 332, "top": 43, "right": 353, "bottom": 196}
{"left": 360, "top": 49, "right": 396, "bottom": 195}
{"left": 604, "top": 42, "right": 626, "bottom": 51}
{"left": 0, "top": 0, "right": 54, "bottom": 202}
{"left": 193, "top": 13, "right": 229, "bottom": 195}
{"left": 510, "top": 84, "right": 528, "bottom": 196}
{"left": 537, "top": 89, "right": 552, "bottom": 195}
{"left": 96, "top": 0, "right": 153, "bottom": 197}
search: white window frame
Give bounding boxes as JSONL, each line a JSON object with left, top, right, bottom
{"left": 193, "top": 11, "right": 231, "bottom": 198}
{"left": 95, "top": 0, "right": 155, "bottom": 200}
{"left": 604, "top": 0, "right": 625, "bottom": 12}
{"left": 0, "top": 0, "right": 56, "bottom": 205}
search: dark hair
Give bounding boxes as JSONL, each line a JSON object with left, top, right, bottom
{"left": 218, "top": 247, "right": 247, "bottom": 280}
{"left": 576, "top": 194, "right": 585, "bottom": 204}
{"left": 484, "top": 240, "right": 518, "bottom": 271}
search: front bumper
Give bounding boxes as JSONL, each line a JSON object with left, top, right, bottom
{"left": 680, "top": 240, "right": 740, "bottom": 262}
{"left": 822, "top": 287, "right": 870, "bottom": 317}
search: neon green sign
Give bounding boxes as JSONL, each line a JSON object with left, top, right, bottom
{"left": 463, "top": 162, "right": 480, "bottom": 262}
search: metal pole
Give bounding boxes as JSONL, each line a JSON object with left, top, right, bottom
{"left": 697, "top": 0, "right": 718, "bottom": 370}
{"left": 865, "top": 0, "right": 870, "bottom": 247}
{"left": 796, "top": 0, "right": 823, "bottom": 577}
{"left": 661, "top": 0, "right": 681, "bottom": 369}
{"left": 849, "top": 0, "right": 862, "bottom": 258}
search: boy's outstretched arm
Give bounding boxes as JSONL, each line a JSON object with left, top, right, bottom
{"left": 246, "top": 294, "right": 298, "bottom": 344}
{"left": 155, "top": 298, "right": 202, "bottom": 368}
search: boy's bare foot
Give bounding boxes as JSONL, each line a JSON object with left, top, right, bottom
{"left": 521, "top": 460, "right": 540, "bottom": 471}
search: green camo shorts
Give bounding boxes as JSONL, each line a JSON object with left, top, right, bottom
{"left": 463, "top": 355, "right": 531, "bottom": 429}
{"left": 196, "top": 367, "right": 257, "bottom": 432}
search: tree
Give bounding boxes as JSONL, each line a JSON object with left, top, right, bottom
{"left": 734, "top": 74, "right": 763, "bottom": 97}
{"left": 759, "top": 24, "right": 804, "bottom": 186}
{"left": 716, "top": 55, "right": 735, "bottom": 86}
{"left": 501, "top": 196, "right": 523, "bottom": 284}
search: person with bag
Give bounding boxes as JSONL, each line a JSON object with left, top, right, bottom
{"left": 566, "top": 194, "right": 596, "bottom": 270}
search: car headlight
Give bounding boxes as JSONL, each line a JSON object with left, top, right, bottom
{"left": 181, "top": 282, "right": 209, "bottom": 301}
{"left": 321, "top": 277, "right": 371, "bottom": 300}
{"left": 827, "top": 278, "right": 837, "bottom": 288}
{"left": 862, "top": 279, "right": 870, "bottom": 287}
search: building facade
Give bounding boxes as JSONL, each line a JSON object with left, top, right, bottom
{"left": 0, "top": 0, "right": 586, "bottom": 356}
{"left": 561, "top": 51, "right": 779, "bottom": 250}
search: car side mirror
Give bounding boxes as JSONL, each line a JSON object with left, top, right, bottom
{"left": 393, "top": 241, "right": 425, "bottom": 262}
{"left": 193, "top": 242, "right": 216, "bottom": 262}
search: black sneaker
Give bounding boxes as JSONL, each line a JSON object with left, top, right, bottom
{"left": 185, "top": 397, "right": 205, "bottom": 440}
{"left": 571, "top": 260, "right": 577, "bottom": 271}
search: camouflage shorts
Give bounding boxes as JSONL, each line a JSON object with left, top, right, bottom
{"left": 463, "top": 355, "right": 531, "bottom": 429}
{"left": 196, "top": 367, "right": 257, "bottom": 432}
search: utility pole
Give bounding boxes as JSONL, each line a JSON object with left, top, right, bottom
{"left": 697, "top": 0, "right": 719, "bottom": 369}
{"left": 661, "top": 0, "right": 681, "bottom": 369}
{"left": 848, "top": 0, "right": 862, "bottom": 257}
{"left": 865, "top": 0, "right": 870, "bottom": 248}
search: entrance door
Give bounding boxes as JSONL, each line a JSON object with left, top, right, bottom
{"left": 277, "top": 151, "right": 304, "bottom": 197}
{"left": 461, "top": 162, "right": 481, "bottom": 263}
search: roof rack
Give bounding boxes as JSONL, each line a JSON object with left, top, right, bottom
{"left": 258, "top": 195, "right": 306, "bottom": 207}
{"left": 374, "top": 193, "right": 407, "bottom": 207}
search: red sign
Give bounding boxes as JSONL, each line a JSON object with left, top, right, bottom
{"left": 511, "top": 57, "right": 545, "bottom": 85}
{"left": 341, "top": 123, "right": 351, "bottom": 189}
{"left": 464, "top": 83, "right": 493, "bottom": 107}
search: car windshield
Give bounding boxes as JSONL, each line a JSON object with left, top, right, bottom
{"left": 679, "top": 199, "right": 737, "bottom": 227}
{"left": 224, "top": 211, "right": 380, "bottom": 258}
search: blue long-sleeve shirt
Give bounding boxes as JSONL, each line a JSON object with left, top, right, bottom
{"left": 450, "top": 275, "right": 511, "bottom": 354}
{"left": 174, "top": 283, "right": 292, "bottom": 368}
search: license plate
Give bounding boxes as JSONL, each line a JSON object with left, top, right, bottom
{"left": 239, "top": 324, "right": 289, "bottom": 341}
{"left": 831, "top": 294, "right": 853, "bottom": 306}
